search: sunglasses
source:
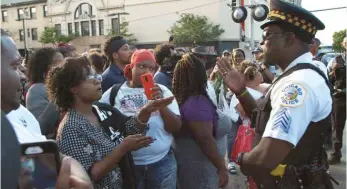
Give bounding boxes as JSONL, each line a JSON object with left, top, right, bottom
{"left": 86, "top": 74, "right": 102, "bottom": 82}
{"left": 262, "top": 31, "right": 285, "bottom": 41}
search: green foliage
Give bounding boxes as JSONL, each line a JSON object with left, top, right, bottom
{"left": 56, "top": 33, "right": 79, "bottom": 43}
{"left": 106, "top": 21, "right": 137, "bottom": 44}
{"left": 39, "top": 27, "right": 56, "bottom": 44}
{"left": 168, "top": 13, "right": 225, "bottom": 44}
{"left": 39, "top": 27, "right": 79, "bottom": 45}
{"left": 332, "top": 29, "right": 346, "bottom": 52}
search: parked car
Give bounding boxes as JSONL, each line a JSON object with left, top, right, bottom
{"left": 321, "top": 53, "right": 341, "bottom": 66}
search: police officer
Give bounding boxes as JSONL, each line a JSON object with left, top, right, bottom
{"left": 328, "top": 37, "right": 346, "bottom": 164}
{"left": 217, "top": 0, "right": 334, "bottom": 188}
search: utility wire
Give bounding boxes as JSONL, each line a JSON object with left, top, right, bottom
{"left": 126, "top": 0, "right": 227, "bottom": 23}
{"left": 309, "top": 6, "right": 347, "bottom": 12}
{"left": 13, "top": 0, "right": 229, "bottom": 35}
{"left": 9, "top": 0, "right": 228, "bottom": 26}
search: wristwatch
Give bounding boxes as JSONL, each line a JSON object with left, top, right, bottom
{"left": 236, "top": 152, "right": 245, "bottom": 165}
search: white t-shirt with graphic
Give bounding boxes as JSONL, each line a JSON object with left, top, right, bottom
{"left": 230, "top": 87, "right": 263, "bottom": 121}
{"left": 6, "top": 105, "right": 46, "bottom": 143}
{"left": 100, "top": 82, "right": 180, "bottom": 165}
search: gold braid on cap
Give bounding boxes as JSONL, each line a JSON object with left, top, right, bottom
{"left": 267, "top": 10, "right": 317, "bottom": 36}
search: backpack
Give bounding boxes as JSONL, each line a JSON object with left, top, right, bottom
{"left": 109, "top": 83, "right": 123, "bottom": 107}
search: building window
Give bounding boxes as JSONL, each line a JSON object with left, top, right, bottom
{"left": 55, "top": 24, "right": 61, "bottom": 36}
{"left": 81, "top": 21, "right": 90, "bottom": 36}
{"left": 43, "top": 5, "right": 48, "bottom": 17}
{"left": 68, "top": 23, "right": 73, "bottom": 35}
{"left": 74, "top": 22, "right": 80, "bottom": 35}
{"left": 19, "top": 29, "right": 24, "bottom": 41}
{"left": 75, "top": 3, "right": 93, "bottom": 19}
{"left": 30, "top": 7, "right": 36, "bottom": 19}
{"left": 111, "top": 18, "right": 119, "bottom": 34}
{"left": 98, "top": 20, "right": 104, "bottom": 35}
{"left": 27, "top": 29, "right": 30, "bottom": 38}
{"left": 91, "top": 20, "right": 96, "bottom": 36}
{"left": 18, "top": 8, "right": 24, "bottom": 20}
{"left": 2, "top": 10, "right": 8, "bottom": 22}
{"left": 90, "top": 44, "right": 101, "bottom": 49}
{"left": 31, "top": 28, "right": 38, "bottom": 40}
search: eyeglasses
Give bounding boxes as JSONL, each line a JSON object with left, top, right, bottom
{"left": 86, "top": 74, "right": 102, "bottom": 82}
{"left": 262, "top": 31, "right": 285, "bottom": 41}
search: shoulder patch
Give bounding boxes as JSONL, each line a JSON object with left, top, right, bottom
{"left": 279, "top": 83, "right": 306, "bottom": 107}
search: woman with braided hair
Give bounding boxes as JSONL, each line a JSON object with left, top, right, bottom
{"left": 172, "top": 53, "right": 228, "bottom": 189}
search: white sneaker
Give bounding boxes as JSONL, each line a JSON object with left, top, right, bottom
{"left": 228, "top": 162, "right": 237, "bottom": 174}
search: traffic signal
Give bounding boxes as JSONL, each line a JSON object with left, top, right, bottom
{"left": 232, "top": 0, "right": 237, "bottom": 8}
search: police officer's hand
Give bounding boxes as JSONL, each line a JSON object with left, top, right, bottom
{"left": 216, "top": 57, "right": 246, "bottom": 94}
{"left": 218, "top": 169, "right": 229, "bottom": 188}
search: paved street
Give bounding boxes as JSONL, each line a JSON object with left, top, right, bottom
{"left": 225, "top": 127, "right": 346, "bottom": 189}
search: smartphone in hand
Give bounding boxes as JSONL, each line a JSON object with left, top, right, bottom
{"left": 141, "top": 73, "right": 155, "bottom": 100}
{"left": 18, "top": 140, "right": 61, "bottom": 189}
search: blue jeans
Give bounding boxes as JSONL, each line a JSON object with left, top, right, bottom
{"left": 134, "top": 149, "right": 177, "bottom": 189}
{"left": 227, "top": 121, "right": 240, "bottom": 162}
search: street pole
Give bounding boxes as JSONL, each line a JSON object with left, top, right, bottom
{"left": 117, "top": 13, "right": 121, "bottom": 35}
{"left": 22, "top": 18, "right": 27, "bottom": 51}
{"left": 250, "top": 1, "right": 254, "bottom": 49}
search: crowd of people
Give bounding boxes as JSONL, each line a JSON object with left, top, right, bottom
{"left": 1, "top": 0, "right": 346, "bottom": 189}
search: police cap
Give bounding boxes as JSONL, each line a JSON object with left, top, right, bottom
{"left": 261, "top": 0, "right": 325, "bottom": 44}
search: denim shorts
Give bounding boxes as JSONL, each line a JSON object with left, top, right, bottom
{"left": 134, "top": 149, "right": 177, "bottom": 189}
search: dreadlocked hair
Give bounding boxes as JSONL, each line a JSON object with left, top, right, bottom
{"left": 46, "top": 56, "right": 91, "bottom": 112}
{"left": 173, "top": 53, "right": 214, "bottom": 107}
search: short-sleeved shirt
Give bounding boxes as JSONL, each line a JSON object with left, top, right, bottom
{"left": 312, "top": 60, "right": 328, "bottom": 78}
{"left": 56, "top": 105, "right": 140, "bottom": 189}
{"left": 262, "top": 52, "right": 332, "bottom": 146}
{"left": 180, "top": 95, "right": 218, "bottom": 136}
{"left": 230, "top": 87, "right": 263, "bottom": 121}
{"left": 175, "top": 95, "right": 220, "bottom": 189}
{"left": 99, "top": 83, "right": 180, "bottom": 165}
{"left": 6, "top": 104, "right": 46, "bottom": 143}
{"left": 26, "top": 83, "right": 49, "bottom": 119}
{"left": 102, "top": 64, "right": 126, "bottom": 93}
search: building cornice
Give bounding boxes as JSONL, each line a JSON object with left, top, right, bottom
{"left": 1, "top": 0, "right": 46, "bottom": 8}
{"left": 124, "top": 0, "right": 181, "bottom": 7}
{"left": 46, "top": 11, "right": 71, "bottom": 17}
{"left": 97, "top": 4, "right": 124, "bottom": 11}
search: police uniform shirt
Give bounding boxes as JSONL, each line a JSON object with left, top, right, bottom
{"left": 262, "top": 52, "right": 332, "bottom": 146}
{"left": 312, "top": 60, "right": 328, "bottom": 78}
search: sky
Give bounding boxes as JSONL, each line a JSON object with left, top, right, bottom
{"left": 301, "top": 0, "right": 347, "bottom": 45}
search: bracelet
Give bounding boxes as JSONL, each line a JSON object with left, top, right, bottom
{"left": 237, "top": 89, "right": 248, "bottom": 98}
{"left": 236, "top": 152, "right": 245, "bottom": 165}
{"left": 135, "top": 113, "right": 148, "bottom": 125}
